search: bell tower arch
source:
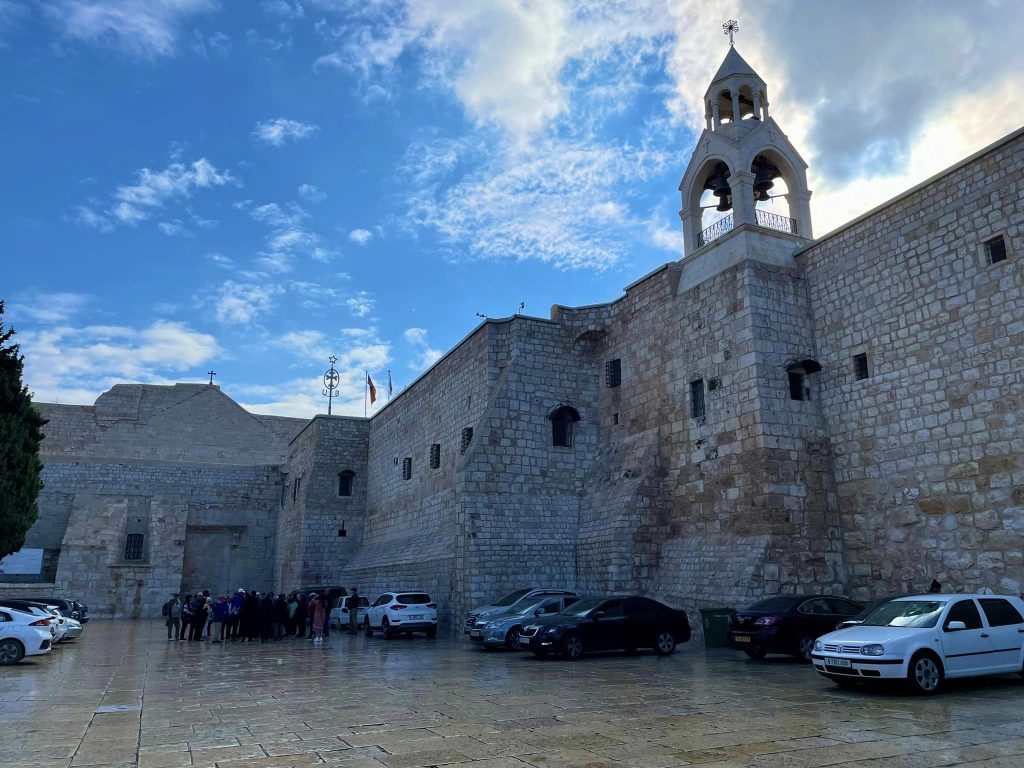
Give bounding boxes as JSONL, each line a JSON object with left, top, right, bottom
{"left": 678, "top": 44, "right": 813, "bottom": 272}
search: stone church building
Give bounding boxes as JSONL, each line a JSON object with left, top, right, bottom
{"left": 4, "top": 47, "right": 1022, "bottom": 630}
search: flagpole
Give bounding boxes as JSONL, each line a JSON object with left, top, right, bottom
{"left": 364, "top": 370, "right": 367, "bottom": 417}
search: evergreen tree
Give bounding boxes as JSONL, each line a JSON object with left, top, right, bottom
{"left": 0, "top": 300, "right": 46, "bottom": 559}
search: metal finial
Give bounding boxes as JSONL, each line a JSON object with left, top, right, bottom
{"left": 723, "top": 19, "right": 738, "bottom": 47}
{"left": 207, "top": 370, "right": 216, "bottom": 384}
{"left": 322, "top": 355, "right": 340, "bottom": 415}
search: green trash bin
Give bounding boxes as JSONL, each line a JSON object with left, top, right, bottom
{"left": 700, "top": 608, "right": 735, "bottom": 648}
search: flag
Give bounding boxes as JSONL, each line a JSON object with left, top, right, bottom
{"left": 387, "top": 370, "right": 393, "bottom": 399}
{"left": 367, "top": 373, "right": 377, "bottom": 405}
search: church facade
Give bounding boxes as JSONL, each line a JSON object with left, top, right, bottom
{"left": 4, "top": 48, "right": 1022, "bottom": 630}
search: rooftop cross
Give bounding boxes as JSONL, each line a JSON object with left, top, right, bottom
{"left": 207, "top": 370, "right": 216, "bottom": 384}
{"left": 723, "top": 19, "right": 739, "bottom": 47}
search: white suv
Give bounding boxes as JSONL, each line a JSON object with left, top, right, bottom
{"left": 365, "top": 591, "right": 438, "bottom": 639}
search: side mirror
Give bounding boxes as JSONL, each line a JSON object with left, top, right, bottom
{"left": 592, "top": 611, "right": 606, "bottom": 621}
{"left": 945, "top": 620, "right": 967, "bottom": 632}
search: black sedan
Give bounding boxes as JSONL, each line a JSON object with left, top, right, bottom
{"left": 517, "top": 595, "right": 691, "bottom": 659}
{"left": 727, "top": 595, "right": 862, "bottom": 660}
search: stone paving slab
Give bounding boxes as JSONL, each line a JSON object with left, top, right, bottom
{"left": 2, "top": 622, "right": 1024, "bottom": 768}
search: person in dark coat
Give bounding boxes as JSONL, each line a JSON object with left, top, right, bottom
{"left": 296, "top": 593, "right": 309, "bottom": 637}
{"left": 273, "top": 594, "right": 288, "bottom": 640}
{"left": 242, "top": 590, "right": 259, "bottom": 641}
{"left": 189, "top": 594, "right": 207, "bottom": 641}
{"left": 180, "top": 593, "right": 193, "bottom": 640}
{"left": 259, "top": 592, "right": 275, "bottom": 642}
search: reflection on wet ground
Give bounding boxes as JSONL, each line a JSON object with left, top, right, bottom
{"left": 1, "top": 621, "right": 1023, "bottom": 767}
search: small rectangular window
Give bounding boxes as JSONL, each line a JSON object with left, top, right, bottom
{"left": 853, "top": 353, "right": 870, "bottom": 381}
{"left": 124, "top": 534, "right": 144, "bottom": 561}
{"left": 280, "top": 477, "right": 287, "bottom": 507}
{"left": 460, "top": 427, "right": 473, "bottom": 454}
{"left": 612, "top": 413, "right": 619, "bottom": 425}
{"left": 985, "top": 235, "right": 1007, "bottom": 265}
{"left": 338, "top": 472, "right": 354, "bottom": 497}
{"left": 788, "top": 371, "right": 806, "bottom": 401}
{"left": 690, "top": 379, "right": 705, "bottom": 419}
{"left": 605, "top": 358, "right": 621, "bottom": 388}
{"left": 430, "top": 443, "right": 440, "bottom": 469}
{"left": 292, "top": 476, "right": 301, "bottom": 501}
{"left": 402, "top": 457, "right": 412, "bottom": 480}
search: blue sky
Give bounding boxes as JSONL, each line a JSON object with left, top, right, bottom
{"left": 3, "top": 1, "right": 1022, "bottom": 417}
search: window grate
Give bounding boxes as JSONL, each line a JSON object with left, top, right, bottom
{"left": 690, "top": 379, "right": 706, "bottom": 419}
{"left": 430, "top": 443, "right": 440, "bottom": 469}
{"left": 402, "top": 457, "right": 412, "bottom": 480}
{"left": 985, "top": 235, "right": 1007, "bottom": 265}
{"left": 605, "top": 358, "right": 622, "bottom": 388}
{"left": 853, "top": 353, "right": 870, "bottom": 381}
{"left": 124, "top": 534, "right": 144, "bottom": 561}
{"left": 460, "top": 427, "right": 473, "bottom": 454}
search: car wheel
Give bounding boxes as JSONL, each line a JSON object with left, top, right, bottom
{"left": 561, "top": 633, "right": 584, "bottom": 660}
{"left": 381, "top": 618, "right": 392, "bottom": 640}
{"left": 796, "top": 636, "right": 815, "bottom": 662}
{"left": 0, "top": 638, "right": 25, "bottom": 666}
{"left": 426, "top": 627, "right": 437, "bottom": 639}
{"left": 907, "top": 651, "right": 944, "bottom": 695}
{"left": 505, "top": 626, "right": 522, "bottom": 650}
{"left": 744, "top": 647, "right": 768, "bottom": 660}
{"left": 654, "top": 630, "right": 676, "bottom": 656}
{"left": 363, "top": 618, "right": 373, "bottom": 637}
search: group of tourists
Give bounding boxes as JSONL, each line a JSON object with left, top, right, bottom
{"left": 161, "top": 588, "right": 361, "bottom": 646}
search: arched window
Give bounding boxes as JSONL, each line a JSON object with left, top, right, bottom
{"left": 785, "top": 358, "right": 822, "bottom": 402}
{"left": 338, "top": 470, "right": 355, "bottom": 497}
{"left": 549, "top": 405, "right": 581, "bottom": 448}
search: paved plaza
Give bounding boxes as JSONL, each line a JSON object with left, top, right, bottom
{"left": 2, "top": 622, "right": 1024, "bottom": 768}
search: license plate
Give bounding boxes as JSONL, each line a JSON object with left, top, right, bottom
{"left": 733, "top": 635, "right": 751, "bottom": 643}
{"left": 409, "top": 614, "right": 423, "bottom": 620}
{"left": 824, "top": 657, "right": 851, "bottom": 668}
{"left": 470, "top": 630, "right": 482, "bottom": 637}
{"left": 519, "top": 637, "right": 530, "bottom": 646}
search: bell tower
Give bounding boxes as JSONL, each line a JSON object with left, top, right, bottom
{"left": 677, "top": 32, "right": 813, "bottom": 287}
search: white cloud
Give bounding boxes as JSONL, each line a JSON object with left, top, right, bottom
{"left": 206, "top": 252, "right": 234, "bottom": 269}
{"left": 214, "top": 281, "right": 282, "bottom": 326}
{"left": 297, "top": 183, "right": 326, "bottom": 203}
{"left": 261, "top": 0, "right": 304, "bottom": 20}
{"left": 346, "top": 291, "right": 375, "bottom": 317}
{"left": 190, "top": 29, "right": 230, "bottom": 58}
{"left": 403, "top": 326, "right": 442, "bottom": 371}
{"left": 7, "top": 291, "right": 91, "bottom": 324}
{"left": 19, "top": 320, "right": 220, "bottom": 404}
{"left": 45, "top": 0, "right": 218, "bottom": 59}
{"left": 348, "top": 228, "right": 373, "bottom": 245}
{"left": 252, "top": 118, "right": 320, "bottom": 146}
{"left": 158, "top": 219, "right": 193, "bottom": 237}
{"left": 239, "top": 200, "right": 338, "bottom": 271}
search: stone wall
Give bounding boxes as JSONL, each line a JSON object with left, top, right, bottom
{"left": 799, "top": 130, "right": 1024, "bottom": 599}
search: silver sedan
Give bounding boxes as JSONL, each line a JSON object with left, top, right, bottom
{"left": 470, "top": 595, "right": 581, "bottom": 650}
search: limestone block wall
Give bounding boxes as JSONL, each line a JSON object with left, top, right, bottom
{"left": 799, "top": 130, "right": 1024, "bottom": 599}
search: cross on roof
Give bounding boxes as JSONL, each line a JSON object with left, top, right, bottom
{"left": 723, "top": 19, "right": 739, "bottom": 47}
{"left": 208, "top": 370, "right": 216, "bottom": 384}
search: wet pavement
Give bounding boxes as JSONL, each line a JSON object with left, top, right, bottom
{"left": 2, "top": 621, "right": 1023, "bottom": 768}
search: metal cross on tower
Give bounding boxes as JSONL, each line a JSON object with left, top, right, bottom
{"left": 723, "top": 19, "right": 739, "bottom": 47}
{"left": 207, "top": 370, "right": 216, "bottom": 384}
{"left": 322, "top": 355, "right": 340, "bottom": 415}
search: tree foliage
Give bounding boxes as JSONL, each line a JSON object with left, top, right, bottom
{"left": 0, "top": 300, "right": 46, "bottom": 559}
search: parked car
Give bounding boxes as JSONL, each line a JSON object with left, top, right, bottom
{"left": 0, "top": 603, "right": 58, "bottom": 642}
{"left": 330, "top": 595, "right": 369, "bottom": 629}
{"left": 17, "top": 597, "right": 89, "bottom": 623}
{"left": 364, "top": 591, "right": 438, "bottom": 638}
{"left": 464, "top": 588, "right": 581, "bottom": 634}
{"left": 518, "top": 595, "right": 691, "bottom": 659}
{"left": 835, "top": 596, "right": 907, "bottom": 631}
{"left": 0, "top": 607, "right": 53, "bottom": 665}
{"left": 728, "top": 595, "right": 863, "bottom": 660}
{"left": 0, "top": 600, "right": 69, "bottom": 642}
{"left": 60, "top": 616, "right": 84, "bottom": 641}
{"left": 471, "top": 594, "right": 581, "bottom": 649}
{"left": 812, "top": 594, "right": 1024, "bottom": 694}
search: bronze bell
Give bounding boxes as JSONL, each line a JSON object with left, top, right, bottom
{"left": 752, "top": 157, "right": 778, "bottom": 202}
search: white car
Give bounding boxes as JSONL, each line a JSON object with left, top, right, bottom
{"left": 364, "top": 591, "right": 438, "bottom": 639}
{"left": 0, "top": 608, "right": 54, "bottom": 665}
{"left": 330, "top": 596, "right": 369, "bottom": 630}
{"left": 812, "top": 594, "right": 1024, "bottom": 694}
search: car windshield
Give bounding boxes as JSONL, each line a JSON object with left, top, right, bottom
{"left": 558, "top": 597, "right": 605, "bottom": 617}
{"left": 861, "top": 600, "right": 944, "bottom": 628}
{"left": 396, "top": 594, "right": 431, "bottom": 604}
{"left": 493, "top": 588, "right": 533, "bottom": 607}
{"left": 746, "top": 597, "right": 798, "bottom": 612}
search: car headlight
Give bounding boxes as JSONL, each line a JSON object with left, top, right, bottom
{"left": 813, "top": 640, "right": 823, "bottom": 652}
{"left": 485, "top": 622, "right": 500, "bottom": 630}
{"left": 860, "top": 644, "right": 884, "bottom": 656}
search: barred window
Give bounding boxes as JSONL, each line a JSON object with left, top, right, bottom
{"left": 338, "top": 470, "right": 355, "bottom": 497}
{"left": 124, "top": 534, "right": 144, "bottom": 561}
{"left": 402, "top": 457, "right": 412, "bottom": 480}
{"left": 690, "top": 379, "right": 705, "bottom": 419}
{"left": 605, "top": 358, "right": 621, "bottom": 388}
{"left": 460, "top": 427, "right": 473, "bottom": 454}
{"left": 430, "top": 443, "right": 441, "bottom": 469}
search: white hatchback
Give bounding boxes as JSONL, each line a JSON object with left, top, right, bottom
{"left": 0, "top": 608, "right": 54, "bottom": 665}
{"left": 812, "top": 594, "right": 1024, "bottom": 694}
{"left": 364, "top": 591, "right": 438, "bottom": 639}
